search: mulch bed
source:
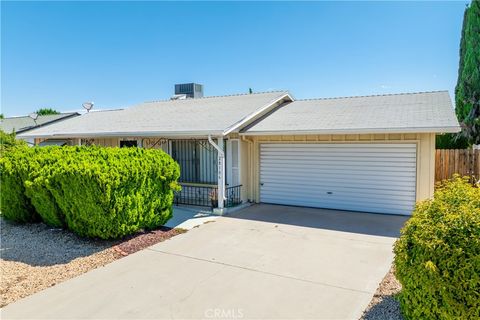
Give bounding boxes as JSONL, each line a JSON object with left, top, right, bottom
{"left": 113, "top": 227, "right": 186, "bottom": 256}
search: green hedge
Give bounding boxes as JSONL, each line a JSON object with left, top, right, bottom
{"left": 394, "top": 176, "right": 480, "bottom": 319}
{"left": 0, "top": 147, "right": 38, "bottom": 222}
{"left": 0, "top": 146, "right": 180, "bottom": 239}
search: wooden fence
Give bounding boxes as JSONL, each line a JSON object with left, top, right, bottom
{"left": 435, "top": 149, "right": 480, "bottom": 183}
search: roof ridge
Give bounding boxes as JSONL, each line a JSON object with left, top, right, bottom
{"left": 1, "top": 112, "right": 78, "bottom": 120}
{"left": 296, "top": 90, "right": 449, "bottom": 101}
{"left": 88, "top": 108, "right": 124, "bottom": 113}
{"left": 144, "top": 90, "right": 287, "bottom": 104}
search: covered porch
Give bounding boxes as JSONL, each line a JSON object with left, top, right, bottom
{"left": 78, "top": 136, "right": 245, "bottom": 211}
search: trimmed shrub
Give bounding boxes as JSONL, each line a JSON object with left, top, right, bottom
{"left": 1, "top": 146, "right": 180, "bottom": 239}
{"left": 23, "top": 147, "right": 75, "bottom": 227}
{"left": 0, "top": 130, "right": 26, "bottom": 153}
{"left": 0, "top": 146, "right": 38, "bottom": 222}
{"left": 394, "top": 176, "right": 480, "bottom": 319}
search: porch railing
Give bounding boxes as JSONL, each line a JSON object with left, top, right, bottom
{"left": 174, "top": 184, "right": 243, "bottom": 208}
{"left": 225, "top": 184, "right": 242, "bottom": 207}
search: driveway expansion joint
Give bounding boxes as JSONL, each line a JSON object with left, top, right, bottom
{"left": 147, "top": 248, "right": 373, "bottom": 295}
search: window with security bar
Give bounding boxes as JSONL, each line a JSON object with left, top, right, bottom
{"left": 170, "top": 140, "right": 222, "bottom": 184}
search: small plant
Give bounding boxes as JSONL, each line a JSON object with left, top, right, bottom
{"left": 394, "top": 176, "right": 480, "bottom": 319}
{"left": 210, "top": 189, "right": 218, "bottom": 208}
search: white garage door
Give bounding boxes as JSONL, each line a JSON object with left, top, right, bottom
{"left": 260, "top": 143, "right": 417, "bottom": 215}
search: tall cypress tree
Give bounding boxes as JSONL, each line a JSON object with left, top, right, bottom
{"left": 455, "top": 0, "right": 480, "bottom": 145}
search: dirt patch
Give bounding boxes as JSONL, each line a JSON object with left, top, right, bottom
{"left": 0, "top": 218, "right": 184, "bottom": 307}
{"left": 361, "top": 266, "right": 403, "bottom": 320}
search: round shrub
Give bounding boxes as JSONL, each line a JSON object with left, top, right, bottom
{"left": 394, "top": 176, "right": 480, "bottom": 319}
{"left": 2, "top": 145, "right": 180, "bottom": 239}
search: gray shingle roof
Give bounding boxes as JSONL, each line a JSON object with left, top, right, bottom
{"left": 243, "top": 91, "right": 460, "bottom": 135}
{"left": 0, "top": 113, "right": 79, "bottom": 134}
{"left": 19, "top": 92, "right": 291, "bottom": 138}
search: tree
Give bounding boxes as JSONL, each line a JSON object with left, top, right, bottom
{"left": 0, "top": 114, "right": 4, "bottom": 119}
{"left": 455, "top": 0, "right": 480, "bottom": 145}
{"left": 36, "top": 108, "right": 60, "bottom": 115}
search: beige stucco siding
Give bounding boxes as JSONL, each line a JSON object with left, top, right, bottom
{"left": 242, "top": 133, "right": 436, "bottom": 205}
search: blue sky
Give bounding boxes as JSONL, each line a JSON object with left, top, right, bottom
{"left": 1, "top": 1, "right": 468, "bottom": 116}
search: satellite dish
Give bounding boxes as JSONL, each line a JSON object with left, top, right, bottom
{"left": 82, "top": 102, "right": 94, "bottom": 112}
{"left": 29, "top": 112, "right": 39, "bottom": 121}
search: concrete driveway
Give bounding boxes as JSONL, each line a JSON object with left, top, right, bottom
{"left": 2, "top": 204, "right": 408, "bottom": 320}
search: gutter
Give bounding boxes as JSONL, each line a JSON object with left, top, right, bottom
{"left": 18, "top": 130, "right": 225, "bottom": 139}
{"left": 240, "top": 126, "right": 461, "bottom": 136}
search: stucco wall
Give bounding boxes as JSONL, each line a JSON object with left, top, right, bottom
{"left": 241, "top": 133, "right": 436, "bottom": 206}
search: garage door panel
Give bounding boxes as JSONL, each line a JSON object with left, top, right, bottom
{"left": 262, "top": 144, "right": 416, "bottom": 151}
{"left": 260, "top": 189, "right": 416, "bottom": 204}
{"left": 261, "top": 182, "right": 416, "bottom": 195}
{"left": 260, "top": 162, "right": 417, "bottom": 172}
{"left": 260, "top": 197, "right": 412, "bottom": 216}
{"left": 261, "top": 168, "right": 416, "bottom": 179}
{"left": 261, "top": 173, "right": 417, "bottom": 186}
{"left": 264, "top": 198, "right": 410, "bottom": 213}
{"left": 260, "top": 143, "right": 417, "bottom": 215}
{"left": 262, "top": 185, "right": 415, "bottom": 201}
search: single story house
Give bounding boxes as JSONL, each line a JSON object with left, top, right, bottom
{"left": 1, "top": 112, "right": 79, "bottom": 145}
{"left": 19, "top": 84, "right": 460, "bottom": 215}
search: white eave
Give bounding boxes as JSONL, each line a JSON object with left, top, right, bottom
{"left": 18, "top": 130, "right": 226, "bottom": 139}
{"left": 223, "top": 93, "right": 294, "bottom": 135}
{"left": 241, "top": 126, "right": 461, "bottom": 136}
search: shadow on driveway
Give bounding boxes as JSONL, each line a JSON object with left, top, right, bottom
{"left": 225, "top": 204, "right": 409, "bottom": 238}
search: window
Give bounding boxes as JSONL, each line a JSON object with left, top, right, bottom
{"left": 120, "top": 140, "right": 138, "bottom": 148}
{"left": 171, "top": 140, "right": 219, "bottom": 184}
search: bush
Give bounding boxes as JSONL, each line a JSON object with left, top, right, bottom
{"left": 0, "top": 130, "right": 26, "bottom": 153}
{"left": 1, "top": 146, "right": 180, "bottom": 239}
{"left": 0, "top": 146, "right": 39, "bottom": 222}
{"left": 394, "top": 176, "right": 480, "bottom": 319}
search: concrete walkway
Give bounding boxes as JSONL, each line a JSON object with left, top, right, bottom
{"left": 2, "top": 204, "right": 408, "bottom": 319}
{"left": 165, "top": 206, "right": 218, "bottom": 230}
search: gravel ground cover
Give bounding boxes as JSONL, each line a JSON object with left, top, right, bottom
{"left": 0, "top": 218, "right": 184, "bottom": 307}
{"left": 361, "top": 266, "right": 403, "bottom": 320}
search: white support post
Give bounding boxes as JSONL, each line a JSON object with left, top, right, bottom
{"left": 208, "top": 135, "right": 226, "bottom": 212}
{"left": 217, "top": 137, "right": 225, "bottom": 209}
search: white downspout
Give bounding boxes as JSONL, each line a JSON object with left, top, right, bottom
{"left": 208, "top": 135, "right": 226, "bottom": 210}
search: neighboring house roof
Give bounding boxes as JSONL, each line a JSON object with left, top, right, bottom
{"left": 19, "top": 92, "right": 292, "bottom": 138}
{"left": 243, "top": 91, "right": 460, "bottom": 135}
{"left": 0, "top": 113, "right": 80, "bottom": 134}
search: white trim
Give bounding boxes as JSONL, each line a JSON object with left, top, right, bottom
{"left": 18, "top": 130, "right": 225, "bottom": 139}
{"left": 241, "top": 126, "right": 461, "bottom": 136}
{"left": 222, "top": 93, "right": 294, "bottom": 135}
